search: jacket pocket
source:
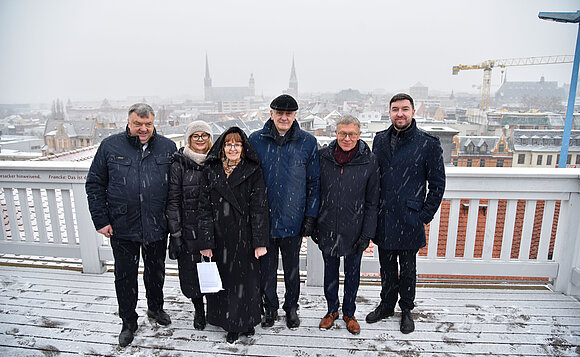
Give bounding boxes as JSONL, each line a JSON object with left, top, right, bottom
{"left": 406, "top": 198, "right": 423, "bottom": 212}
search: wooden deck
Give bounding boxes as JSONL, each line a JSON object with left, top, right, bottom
{"left": 0, "top": 265, "right": 578, "bottom": 356}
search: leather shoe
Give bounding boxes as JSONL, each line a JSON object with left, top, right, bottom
{"left": 400, "top": 309, "right": 415, "bottom": 334}
{"left": 286, "top": 309, "right": 300, "bottom": 329}
{"left": 147, "top": 309, "right": 171, "bottom": 326}
{"left": 261, "top": 310, "right": 278, "bottom": 328}
{"left": 193, "top": 309, "right": 206, "bottom": 330}
{"left": 226, "top": 332, "right": 239, "bottom": 343}
{"left": 365, "top": 304, "right": 394, "bottom": 324}
{"left": 119, "top": 321, "right": 137, "bottom": 347}
{"left": 319, "top": 312, "right": 339, "bottom": 329}
{"left": 343, "top": 315, "right": 360, "bottom": 335}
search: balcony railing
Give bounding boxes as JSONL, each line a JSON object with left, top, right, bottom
{"left": 0, "top": 162, "right": 579, "bottom": 296}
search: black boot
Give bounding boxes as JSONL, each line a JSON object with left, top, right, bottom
{"left": 226, "top": 331, "right": 239, "bottom": 343}
{"left": 365, "top": 303, "right": 395, "bottom": 324}
{"left": 400, "top": 309, "right": 415, "bottom": 334}
{"left": 119, "top": 321, "right": 138, "bottom": 347}
{"left": 192, "top": 298, "right": 206, "bottom": 330}
{"left": 261, "top": 310, "right": 278, "bottom": 328}
{"left": 285, "top": 308, "right": 300, "bottom": 329}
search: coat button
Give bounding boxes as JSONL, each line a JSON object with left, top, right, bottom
{"left": 389, "top": 167, "right": 394, "bottom": 171}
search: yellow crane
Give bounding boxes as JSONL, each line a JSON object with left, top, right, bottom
{"left": 452, "top": 55, "right": 574, "bottom": 111}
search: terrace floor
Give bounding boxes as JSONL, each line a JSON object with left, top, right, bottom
{"left": 0, "top": 265, "right": 579, "bottom": 356}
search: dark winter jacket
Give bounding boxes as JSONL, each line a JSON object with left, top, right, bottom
{"left": 317, "top": 139, "right": 379, "bottom": 257}
{"left": 199, "top": 126, "right": 269, "bottom": 332}
{"left": 249, "top": 119, "right": 320, "bottom": 238}
{"left": 372, "top": 119, "right": 446, "bottom": 250}
{"left": 85, "top": 127, "right": 177, "bottom": 243}
{"left": 166, "top": 147, "right": 206, "bottom": 299}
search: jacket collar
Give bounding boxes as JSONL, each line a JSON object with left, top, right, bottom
{"left": 261, "top": 119, "right": 302, "bottom": 142}
{"left": 125, "top": 125, "right": 157, "bottom": 149}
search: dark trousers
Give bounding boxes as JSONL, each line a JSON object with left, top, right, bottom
{"left": 260, "top": 235, "right": 302, "bottom": 313}
{"left": 111, "top": 237, "right": 167, "bottom": 324}
{"left": 322, "top": 251, "right": 363, "bottom": 317}
{"left": 378, "top": 247, "right": 418, "bottom": 311}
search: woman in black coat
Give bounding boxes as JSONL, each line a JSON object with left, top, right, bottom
{"left": 166, "top": 120, "right": 213, "bottom": 330}
{"left": 199, "top": 126, "right": 269, "bottom": 344}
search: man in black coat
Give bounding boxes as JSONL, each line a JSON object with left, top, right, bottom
{"left": 316, "top": 115, "right": 379, "bottom": 335}
{"left": 367, "top": 93, "right": 446, "bottom": 334}
{"left": 85, "top": 103, "right": 177, "bottom": 347}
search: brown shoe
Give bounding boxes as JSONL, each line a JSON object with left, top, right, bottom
{"left": 319, "top": 312, "right": 339, "bottom": 329}
{"left": 343, "top": 315, "right": 360, "bottom": 335}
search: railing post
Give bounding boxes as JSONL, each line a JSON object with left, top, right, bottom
{"left": 306, "top": 237, "right": 323, "bottom": 287}
{"left": 553, "top": 191, "right": 580, "bottom": 295}
{"left": 72, "top": 182, "right": 106, "bottom": 274}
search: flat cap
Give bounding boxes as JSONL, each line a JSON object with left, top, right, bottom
{"left": 270, "top": 94, "right": 298, "bottom": 111}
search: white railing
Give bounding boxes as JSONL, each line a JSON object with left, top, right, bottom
{"left": 0, "top": 162, "right": 579, "bottom": 296}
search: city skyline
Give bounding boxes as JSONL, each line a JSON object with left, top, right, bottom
{"left": 0, "top": 0, "right": 578, "bottom": 105}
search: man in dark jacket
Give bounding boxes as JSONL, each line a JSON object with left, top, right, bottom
{"left": 366, "top": 93, "right": 445, "bottom": 334}
{"left": 249, "top": 94, "right": 320, "bottom": 329}
{"left": 316, "top": 115, "right": 379, "bottom": 335}
{"left": 85, "top": 103, "right": 177, "bottom": 347}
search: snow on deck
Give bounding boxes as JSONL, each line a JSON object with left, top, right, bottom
{"left": 0, "top": 265, "right": 578, "bottom": 356}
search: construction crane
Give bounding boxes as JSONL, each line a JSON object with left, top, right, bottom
{"left": 452, "top": 55, "right": 574, "bottom": 111}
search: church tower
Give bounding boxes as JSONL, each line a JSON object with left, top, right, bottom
{"left": 288, "top": 56, "right": 298, "bottom": 97}
{"left": 249, "top": 73, "right": 255, "bottom": 97}
{"left": 204, "top": 54, "right": 212, "bottom": 101}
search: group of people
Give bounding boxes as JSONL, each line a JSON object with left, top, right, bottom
{"left": 85, "top": 92, "right": 446, "bottom": 347}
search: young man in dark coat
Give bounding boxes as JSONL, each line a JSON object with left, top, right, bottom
{"left": 85, "top": 103, "right": 177, "bottom": 347}
{"left": 198, "top": 126, "right": 269, "bottom": 343}
{"left": 249, "top": 94, "right": 320, "bottom": 329}
{"left": 316, "top": 115, "right": 379, "bottom": 335}
{"left": 367, "top": 93, "right": 446, "bottom": 334}
{"left": 166, "top": 120, "right": 213, "bottom": 330}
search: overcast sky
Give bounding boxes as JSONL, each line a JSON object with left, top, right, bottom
{"left": 0, "top": 0, "right": 578, "bottom": 104}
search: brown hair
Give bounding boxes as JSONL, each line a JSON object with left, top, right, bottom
{"left": 222, "top": 132, "right": 245, "bottom": 158}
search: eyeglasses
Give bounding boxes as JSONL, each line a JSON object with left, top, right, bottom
{"left": 225, "top": 143, "right": 242, "bottom": 149}
{"left": 337, "top": 132, "right": 360, "bottom": 139}
{"left": 191, "top": 133, "right": 210, "bottom": 141}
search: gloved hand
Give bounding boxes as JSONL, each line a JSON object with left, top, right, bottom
{"left": 353, "top": 234, "right": 370, "bottom": 254}
{"left": 168, "top": 233, "right": 184, "bottom": 260}
{"left": 300, "top": 216, "right": 316, "bottom": 237}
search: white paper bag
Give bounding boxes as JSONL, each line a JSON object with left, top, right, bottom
{"left": 197, "top": 258, "right": 223, "bottom": 293}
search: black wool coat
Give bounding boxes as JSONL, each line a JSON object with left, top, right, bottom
{"left": 372, "top": 119, "right": 446, "bottom": 250}
{"left": 198, "top": 126, "right": 270, "bottom": 333}
{"left": 317, "top": 139, "right": 379, "bottom": 257}
{"left": 166, "top": 147, "right": 206, "bottom": 299}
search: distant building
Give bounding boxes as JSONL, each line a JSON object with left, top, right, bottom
{"left": 203, "top": 55, "right": 254, "bottom": 103}
{"left": 43, "top": 118, "right": 96, "bottom": 155}
{"left": 495, "top": 76, "right": 566, "bottom": 105}
{"left": 410, "top": 82, "right": 428, "bottom": 100}
{"left": 511, "top": 129, "right": 580, "bottom": 168}
{"left": 452, "top": 134, "right": 512, "bottom": 167}
{"left": 287, "top": 57, "right": 298, "bottom": 97}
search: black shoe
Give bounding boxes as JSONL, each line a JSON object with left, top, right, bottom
{"left": 286, "top": 309, "right": 300, "bottom": 329}
{"left": 400, "top": 310, "right": 415, "bottom": 334}
{"left": 226, "top": 332, "right": 239, "bottom": 344}
{"left": 261, "top": 310, "right": 278, "bottom": 328}
{"left": 193, "top": 309, "right": 206, "bottom": 330}
{"left": 147, "top": 309, "right": 171, "bottom": 326}
{"left": 365, "top": 304, "right": 395, "bottom": 324}
{"left": 242, "top": 327, "right": 255, "bottom": 337}
{"left": 119, "top": 321, "right": 137, "bottom": 347}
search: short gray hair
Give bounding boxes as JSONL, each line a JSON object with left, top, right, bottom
{"left": 336, "top": 114, "right": 360, "bottom": 128}
{"left": 128, "top": 103, "right": 155, "bottom": 119}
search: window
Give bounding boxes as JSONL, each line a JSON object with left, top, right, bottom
{"left": 496, "top": 159, "right": 504, "bottom": 167}
{"left": 576, "top": 155, "right": 580, "bottom": 165}
{"left": 498, "top": 144, "right": 505, "bottom": 152}
{"left": 453, "top": 158, "right": 458, "bottom": 166}
{"left": 467, "top": 159, "right": 472, "bottom": 167}
{"left": 537, "top": 155, "right": 543, "bottom": 166}
{"left": 480, "top": 142, "right": 488, "bottom": 153}
{"left": 547, "top": 155, "right": 553, "bottom": 166}
{"left": 466, "top": 142, "right": 474, "bottom": 153}
{"left": 557, "top": 154, "right": 560, "bottom": 164}
{"left": 567, "top": 154, "right": 572, "bottom": 165}
{"left": 480, "top": 159, "right": 485, "bottom": 167}
{"left": 517, "top": 154, "right": 525, "bottom": 165}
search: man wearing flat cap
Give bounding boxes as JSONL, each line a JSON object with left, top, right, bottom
{"left": 249, "top": 94, "right": 320, "bottom": 329}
